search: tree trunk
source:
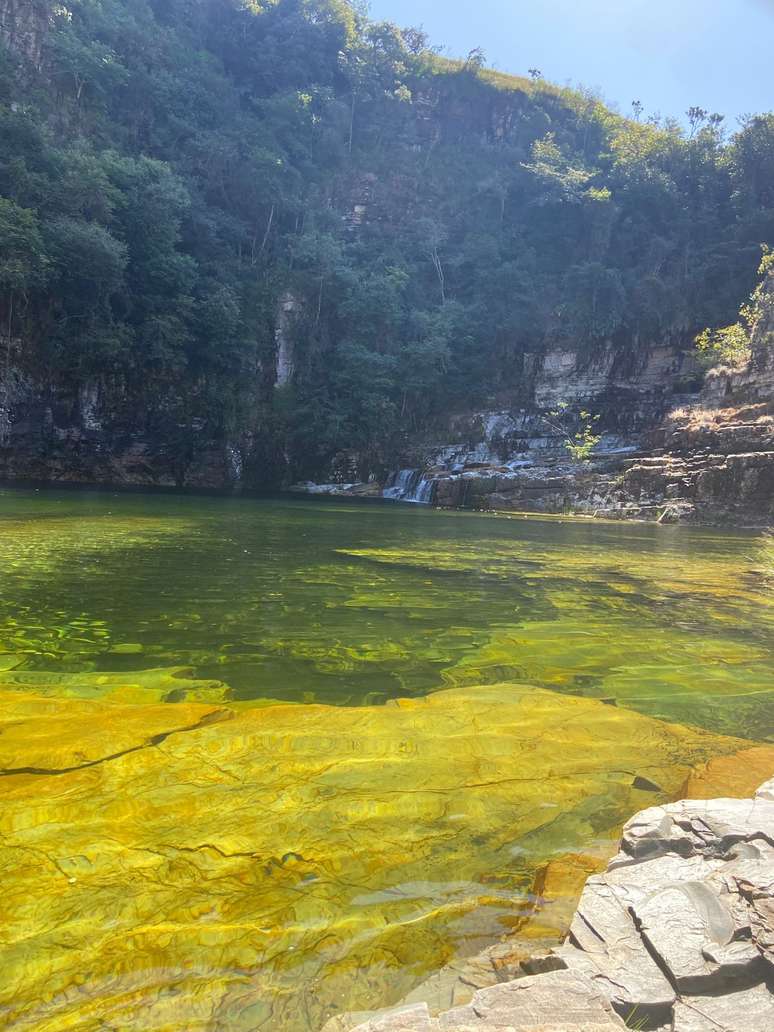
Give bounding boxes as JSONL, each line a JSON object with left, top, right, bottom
{"left": 316, "top": 277, "right": 324, "bottom": 325}
{"left": 348, "top": 94, "right": 356, "bottom": 155}
{"left": 431, "top": 247, "right": 446, "bottom": 305}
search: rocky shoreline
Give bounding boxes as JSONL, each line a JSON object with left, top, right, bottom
{"left": 329, "top": 778, "right": 774, "bottom": 1032}
{"left": 296, "top": 276, "right": 774, "bottom": 527}
{"left": 292, "top": 383, "right": 774, "bottom": 527}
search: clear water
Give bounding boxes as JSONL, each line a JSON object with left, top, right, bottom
{"left": 0, "top": 488, "right": 772, "bottom": 1031}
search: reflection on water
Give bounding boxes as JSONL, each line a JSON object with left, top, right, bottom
{"left": 0, "top": 489, "right": 772, "bottom": 1030}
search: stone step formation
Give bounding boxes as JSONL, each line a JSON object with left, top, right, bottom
{"left": 297, "top": 300, "right": 774, "bottom": 526}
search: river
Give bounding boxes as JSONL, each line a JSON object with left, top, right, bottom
{"left": 0, "top": 488, "right": 772, "bottom": 1030}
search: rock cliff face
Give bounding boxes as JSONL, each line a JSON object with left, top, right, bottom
{"left": 611, "top": 276, "right": 774, "bottom": 525}
{"left": 0, "top": 0, "right": 51, "bottom": 67}
{"left": 5, "top": 312, "right": 770, "bottom": 522}
{"left": 338, "top": 777, "right": 774, "bottom": 1032}
{"left": 362, "top": 295, "right": 774, "bottom": 526}
{"left": 0, "top": 370, "right": 242, "bottom": 488}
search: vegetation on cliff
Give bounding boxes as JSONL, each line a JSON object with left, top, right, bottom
{"left": 696, "top": 247, "right": 774, "bottom": 369}
{"left": 1, "top": 0, "right": 774, "bottom": 481}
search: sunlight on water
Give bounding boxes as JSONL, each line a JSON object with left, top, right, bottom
{"left": 0, "top": 489, "right": 772, "bottom": 1030}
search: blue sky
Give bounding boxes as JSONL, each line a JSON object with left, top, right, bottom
{"left": 366, "top": 0, "right": 774, "bottom": 127}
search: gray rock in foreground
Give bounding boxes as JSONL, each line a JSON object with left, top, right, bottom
{"left": 331, "top": 778, "right": 774, "bottom": 1032}
{"left": 336, "top": 970, "right": 627, "bottom": 1031}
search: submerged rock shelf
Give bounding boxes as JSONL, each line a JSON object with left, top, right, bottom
{"left": 2, "top": 686, "right": 773, "bottom": 1031}
{"left": 0, "top": 492, "right": 772, "bottom": 1030}
{"left": 340, "top": 777, "right": 774, "bottom": 1032}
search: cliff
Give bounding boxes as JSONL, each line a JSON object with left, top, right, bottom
{"left": 0, "top": 0, "right": 50, "bottom": 66}
{"left": 0, "top": 0, "right": 772, "bottom": 515}
{"left": 341, "top": 273, "right": 774, "bottom": 526}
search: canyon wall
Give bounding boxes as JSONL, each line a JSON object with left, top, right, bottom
{"left": 359, "top": 283, "right": 774, "bottom": 526}
{"left": 0, "top": 0, "right": 771, "bottom": 523}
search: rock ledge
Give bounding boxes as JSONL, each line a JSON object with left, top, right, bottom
{"left": 332, "top": 778, "right": 774, "bottom": 1032}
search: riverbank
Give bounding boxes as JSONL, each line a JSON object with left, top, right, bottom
{"left": 329, "top": 775, "right": 774, "bottom": 1032}
{"left": 292, "top": 339, "right": 774, "bottom": 530}
{"left": 291, "top": 395, "right": 774, "bottom": 529}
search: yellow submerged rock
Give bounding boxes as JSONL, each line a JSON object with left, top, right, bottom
{"left": 0, "top": 684, "right": 769, "bottom": 1032}
{"left": 0, "top": 665, "right": 234, "bottom": 707}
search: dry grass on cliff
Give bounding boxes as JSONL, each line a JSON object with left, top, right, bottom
{"left": 666, "top": 403, "right": 774, "bottom": 430}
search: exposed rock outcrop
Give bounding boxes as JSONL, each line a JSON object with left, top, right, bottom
{"left": 274, "top": 291, "right": 302, "bottom": 388}
{"left": 339, "top": 779, "right": 774, "bottom": 1032}
{"left": 0, "top": 0, "right": 52, "bottom": 67}
{"left": 353, "top": 275, "right": 774, "bottom": 525}
{"left": 329, "top": 971, "right": 628, "bottom": 1031}
{"left": 533, "top": 341, "right": 697, "bottom": 410}
{"left": 615, "top": 404, "right": 774, "bottom": 524}
{"left": 369, "top": 333, "right": 773, "bottom": 525}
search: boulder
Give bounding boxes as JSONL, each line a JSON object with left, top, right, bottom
{"left": 617, "top": 797, "right": 774, "bottom": 862}
{"left": 564, "top": 877, "right": 676, "bottom": 1023}
{"left": 634, "top": 882, "right": 737, "bottom": 992}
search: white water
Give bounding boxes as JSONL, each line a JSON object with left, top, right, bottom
{"left": 383, "top": 469, "right": 435, "bottom": 504}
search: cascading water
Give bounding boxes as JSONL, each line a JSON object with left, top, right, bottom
{"left": 383, "top": 469, "right": 436, "bottom": 504}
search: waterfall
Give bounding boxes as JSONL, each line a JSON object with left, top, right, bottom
{"left": 383, "top": 469, "right": 435, "bottom": 504}
{"left": 226, "top": 445, "right": 243, "bottom": 484}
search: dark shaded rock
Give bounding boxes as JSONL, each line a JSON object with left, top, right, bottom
{"left": 632, "top": 775, "right": 663, "bottom": 792}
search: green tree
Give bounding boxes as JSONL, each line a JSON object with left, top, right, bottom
{"left": 0, "top": 198, "right": 48, "bottom": 341}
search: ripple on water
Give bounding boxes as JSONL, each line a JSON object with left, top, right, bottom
{"left": 0, "top": 490, "right": 772, "bottom": 1030}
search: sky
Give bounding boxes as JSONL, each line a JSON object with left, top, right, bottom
{"left": 366, "top": 0, "right": 774, "bottom": 127}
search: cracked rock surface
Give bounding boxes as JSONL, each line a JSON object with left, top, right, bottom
{"left": 344, "top": 779, "right": 774, "bottom": 1032}
{"left": 5, "top": 683, "right": 757, "bottom": 1032}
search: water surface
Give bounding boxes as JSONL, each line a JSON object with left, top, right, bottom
{"left": 0, "top": 489, "right": 772, "bottom": 1030}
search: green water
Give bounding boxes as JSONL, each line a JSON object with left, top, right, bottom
{"left": 1, "top": 488, "right": 773, "bottom": 1031}
{"left": 0, "top": 488, "right": 771, "bottom": 736}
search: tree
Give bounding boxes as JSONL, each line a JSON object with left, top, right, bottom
{"left": 731, "top": 114, "right": 774, "bottom": 208}
{"left": 687, "top": 106, "right": 708, "bottom": 139}
{"left": 0, "top": 198, "right": 48, "bottom": 342}
{"left": 0, "top": 0, "right": 771, "bottom": 486}
{"left": 43, "top": 216, "right": 128, "bottom": 370}
{"left": 695, "top": 248, "right": 774, "bottom": 369}
{"left": 561, "top": 263, "right": 626, "bottom": 341}
{"left": 464, "top": 48, "right": 486, "bottom": 70}
{"left": 0, "top": 198, "right": 48, "bottom": 437}
{"left": 542, "top": 402, "right": 602, "bottom": 462}
{"left": 521, "top": 133, "right": 595, "bottom": 204}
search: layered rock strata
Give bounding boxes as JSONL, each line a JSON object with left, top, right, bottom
{"left": 362, "top": 389, "right": 773, "bottom": 526}
{"left": 342, "top": 779, "right": 774, "bottom": 1032}
{"left": 362, "top": 276, "right": 774, "bottom": 524}
{"left": 613, "top": 403, "right": 774, "bottom": 524}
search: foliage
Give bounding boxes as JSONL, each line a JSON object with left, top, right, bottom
{"left": 0, "top": 199, "right": 48, "bottom": 295}
{"left": 0, "top": 0, "right": 772, "bottom": 480}
{"left": 543, "top": 402, "right": 602, "bottom": 462}
{"left": 695, "top": 322, "right": 751, "bottom": 369}
{"left": 695, "top": 247, "right": 774, "bottom": 369}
